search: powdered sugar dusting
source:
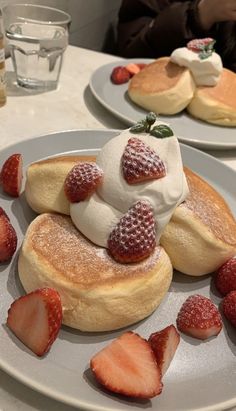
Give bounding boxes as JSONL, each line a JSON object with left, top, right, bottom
{"left": 31, "top": 214, "right": 162, "bottom": 288}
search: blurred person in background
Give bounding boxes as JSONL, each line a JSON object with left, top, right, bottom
{"left": 117, "top": 0, "right": 236, "bottom": 72}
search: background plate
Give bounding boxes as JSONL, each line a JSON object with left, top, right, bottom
{"left": 89, "top": 60, "right": 236, "bottom": 150}
{"left": 0, "top": 129, "right": 236, "bottom": 411}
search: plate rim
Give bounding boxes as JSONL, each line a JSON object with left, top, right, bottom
{"left": 89, "top": 59, "right": 236, "bottom": 150}
{"left": 0, "top": 129, "right": 236, "bottom": 411}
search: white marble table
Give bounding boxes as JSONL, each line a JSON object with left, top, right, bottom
{"left": 0, "top": 45, "right": 236, "bottom": 411}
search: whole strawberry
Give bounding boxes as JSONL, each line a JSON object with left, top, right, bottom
{"left": 108, "top": 200, "right": 156, "bottom": 263}
{"left": 1, "top": 153, "right": 23, "bottom": 197}
{"left": 222, "top": 291, "right": 236, "bottom": 328}
{"left": 64, "top": 162, "right": 103, "bottom": 203}
{"left": 0, "top": 207, "right": 17, "bottom": 262}
{"left": 110, "top": 66, "right": 131, "bottom": 85}
{"left": 122, "top": 137, "right": 166, "bottom": 184}
{"left": 176, "top": 294, "right": 222, "bottom": 340}
{"left": 215, "top": 257, "right": 236, "bottom": 296}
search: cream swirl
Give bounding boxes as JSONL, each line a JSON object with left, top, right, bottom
{"left": 70, "top": 126, "right": 189, "bottom": 248}
{"left": 170, "top": 47, "right": 223, "bottom": 86}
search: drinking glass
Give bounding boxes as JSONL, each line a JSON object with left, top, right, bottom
{"left": 3, "top": 4, "right": 71, "bottom": 90}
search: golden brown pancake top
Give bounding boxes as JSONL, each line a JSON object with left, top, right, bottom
{"left": 183, "top": 167, "right": 236, "bottom": 246}
{"left": 198, "top": 68, "right": 236, "bottom": 109}
{"left": 128, "top": 57, "right": 187, "bottom": 94}
{"left": 28, "top": 213, "right": 162, "bottom": 289}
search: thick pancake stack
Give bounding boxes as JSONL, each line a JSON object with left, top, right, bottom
{"left": 20, "top": 154, "right": 236, "bottom": 332}
{"left": 128, "top": 58, "right": 236, "bottom": 126}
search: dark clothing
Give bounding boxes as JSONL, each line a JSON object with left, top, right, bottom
{"left": 117, "top": 0, "right": 236, "bottom": 72}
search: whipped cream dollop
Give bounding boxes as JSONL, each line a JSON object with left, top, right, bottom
{"left": 70, "top": 125, "right": 189, "bottom": 248}
{"left": 170, "top": 47, "right": 223, "bottom": 86}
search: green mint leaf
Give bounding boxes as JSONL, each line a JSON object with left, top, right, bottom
{"left": 130, "top": 122, "right": 147, "bottom": 133}
{"left": 150, "top": 125, "right": 173, "bottom": 138}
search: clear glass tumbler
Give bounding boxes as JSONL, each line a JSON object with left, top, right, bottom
{"left": 3, "top": 4, "right": 71, "bottom": 90}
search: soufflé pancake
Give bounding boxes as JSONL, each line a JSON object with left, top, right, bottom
{"left": 187, "top": 68, "right": 236, "bottom": 126}
{"left": 128, "top": 57, "right": 195, "bottom": 115}
{"left": 161, "top": 167, "right": 236, "bottom": 275}
{"left": 18, "top": 213, "right": 172, "bottom": 332}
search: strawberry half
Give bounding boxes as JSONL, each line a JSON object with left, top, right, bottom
{"left": 125, "top": 63, "right": 141, "bottom": 77}
{"left": 0, "top": 207, "right": 17, "bottom": 263}
{"left": 176, "top": 294, "right": 222, "bottom": 340}
{"left": 187, "top": 38, "right": 214, "bottom": 52}
{"left": 215, "top": 257, "right": 236, "bottom": 296}
{"left": 64, "top": 162, "right": 103, "bottom": 203}
{"left": 108, "top": 200, "right": 156, "bottom": 263}
{"left": 1, "top": 153, "right": 23, "bottom": 197}
{"left": 110, "top": 66, "right": 131, "bottom": 84}
{"left": 90, "top": 331, "right": 163, "bottom": 399}
{"left": 7, "top": 287, "right": 62, "bottom": 356}
{"left": 148, "top": 325, "right": 180, "bottom": 376}
{"left": 222, "top": 290, "right": 236, "bottom": 328}
{"left": 122, "top": 137, "right": 166, "bottom": 184}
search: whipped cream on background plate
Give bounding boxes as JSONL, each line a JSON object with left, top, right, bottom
{"left": 170, "top": 47, "right": 223, "bottom": 86}
{"left": 71, "top": 125, "right": 189, "bottom": 248}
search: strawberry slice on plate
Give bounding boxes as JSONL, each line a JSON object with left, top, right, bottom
{"left": 0, "top": 153, "right": 23, "bottom": 197}
{"left": 122, "top": 137, "right": 166, "bottom": 184}
{"left": 7, "top": 287, "right": 62, "bottom": 356}
{"left": 90, "top": 331, "right": 163, "bottom": 399}
{"left": 64, "top": 162, "right": 103, "bottom": 203}
{"left": 148, "top": 325, "right": 180, "bottom": 376}
{"left": 108, "top": 200, "right": 156, "bottom": 263}
{"left": 176, "top": 294, "right": 222, "bottom": 340}
{"left": 215, "top": 257, "right": 236, "bottom": 296}
{"left": 0, "top": 207, "right": 17, "bottom": 263}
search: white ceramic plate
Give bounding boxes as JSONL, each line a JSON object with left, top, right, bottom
{"left": 89, "top": 60, "right": 236, "bottom": 150}
{"left": 0, "top": 130, "right": 236, "bottom": 411}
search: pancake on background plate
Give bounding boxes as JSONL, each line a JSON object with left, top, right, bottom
{"left": 128, "top": 57, "right": 195, "bottom": 115}
{"left": 187, "top": 68, "right": 236, "bottom": 126}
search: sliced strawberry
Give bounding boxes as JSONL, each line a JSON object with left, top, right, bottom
{"left": 1, "top": 153, "right": 23, "bottom": 197}
{"left": 122, "top": 137, "right": 166, "bottom": 184}
{"left": 222, "top": 290, "right": 236, "bottom": 328}
{"left": 125, "top": 63, "right": 141, "bottom": 77}
{"left": 215, "top": 257, "right": 236, "bottom": 296}
{"left": 90, "top": 331, "right": 162, "bottom": 399}
{"left": 187, "top": 38, "right": 214, "bottom": 52}
{"left": 7, "top": 287, "right": 62, "bottom": 356}
{"left": 110, "top": 66, "right": 131, "bottom": 84}
{"left": 64, "top": 162, "right": 103, "bottom": 203}
{"left": 176, "top": 294, "right": 222, "bottom": 340}
{"left": 137, "top": 63, "right": 147, "bottom": 70}
{"left": 0, "top": 207, "right": 17, "bottom": 263}
{"left": 108, "top": 200, "right": 156, "bottom": 263}
{"left": 148, "top": 325, "right": 180, "bottom": 376}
